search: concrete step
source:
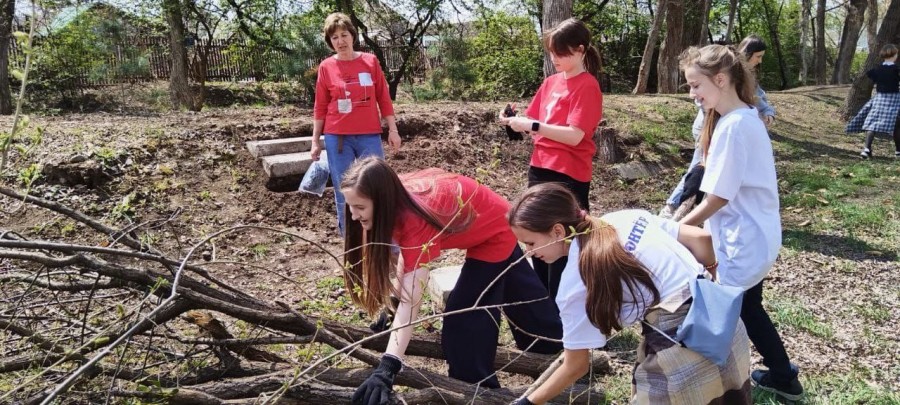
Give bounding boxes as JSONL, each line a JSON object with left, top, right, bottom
{"left": 261, "top": 151, "right": 327, "bottom": 178}
{"left": 246, "top": 137, "right": 323, "bottom": 158}
{"left": 427, "top": 265, "right": 461, "bottom": 309}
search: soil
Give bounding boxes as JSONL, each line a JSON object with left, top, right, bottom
{"left": 1, "top": 85, "right": 897, "bottom": 401}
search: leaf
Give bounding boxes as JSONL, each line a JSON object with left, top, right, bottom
{"left": 816, "top": 197, "right": 829, "bottom": 205}
{"left": 798, "top": 220, "right": 811, "bottom": 227}
{"left": 12, "top": 31, "right": 27, "bottom": 41}
{"left": 10, "top": 69, "right": 24, "bottom": 82}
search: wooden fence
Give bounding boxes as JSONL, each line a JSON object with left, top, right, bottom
{"left": 7, "top": 36, "right": 441, "bottom": 87}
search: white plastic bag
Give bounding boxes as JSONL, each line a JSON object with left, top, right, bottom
{"left": 299, "top": 159, "right": 329, "bottom": 197}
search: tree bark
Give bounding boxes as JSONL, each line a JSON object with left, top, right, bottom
{"left": 799, "top": 0, "right": 811, "bottom": 84}
{"left": 658, "top": 0, "right": 684, "bottom": 93}
{"left": 725, "top": 0, "right": 738, "bottom": 42}
{"left": 699, "top": 0, "right": 712, "bottom": 46}
{"left": 634, "top": 0, "right": 668, "bottom": 94}
{"left": 845, "top": 0, "right": 900, "bottom": 118}
{"left": 0, "top": 0, "right": 15, "bottom": 115}
{"left": 832, "top": 0, "right": 868, "bottom": 84}
{"left": 866, "top": 0, "right": 878, "bottom": 54}
{"left": 164, "top": 0, "right": 200, "bottom": 111}
{"left": 541, "top": 0, "right": 573, "bottom": 77}
{"left": 815, "top": 0, "right": 827, "bottom": 84}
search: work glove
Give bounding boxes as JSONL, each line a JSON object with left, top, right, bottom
{"left": 352, "top": 354, "right": 402, "bottom": 405}
{"left": 511, "top": 397, "right": 536, "bottom": 405}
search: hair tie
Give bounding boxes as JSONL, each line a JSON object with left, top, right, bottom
{"left": 580, "top": 209, "right": 588, "bottom": 219}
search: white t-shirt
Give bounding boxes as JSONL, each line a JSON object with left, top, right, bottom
{"left": 700, "top": 107, "right": 782, "bottom": 290}
{"left": 556, "top": 210, "right": 703, "bottom": 350}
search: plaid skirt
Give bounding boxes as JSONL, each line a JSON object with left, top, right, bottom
{"left": 846, "top": 92, "right": 900, "bottom": 134}
{"left": 632, "top": 298, "right": 751, "bottom": 405}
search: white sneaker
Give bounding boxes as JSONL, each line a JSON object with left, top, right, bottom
{"left": 860, "top": 148, "right": 872, "bottom": 159}
{"left": 659, "top": 204, "right": 676, "bottom": 219}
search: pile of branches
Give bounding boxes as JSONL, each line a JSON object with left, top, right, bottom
{"left": 0, "top": 186, "right": 611, "bottom": 404}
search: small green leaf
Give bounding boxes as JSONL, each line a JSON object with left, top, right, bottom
{"left": 10, "top": 69, "right": 24, "bottom": 81}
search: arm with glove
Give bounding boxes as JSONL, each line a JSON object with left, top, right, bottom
{"left": 353, "top": 267, "right": 429, "bottom": 405}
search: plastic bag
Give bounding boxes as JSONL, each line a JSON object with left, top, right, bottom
{"left": 299, "top": 159, "right": 330, "bottom": 197}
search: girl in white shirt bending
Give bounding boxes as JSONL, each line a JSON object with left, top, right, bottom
{"left": 508, "top": 183, "right": 750, "bottom": 405}
{"left": 679, "top": 44, "right": 802, "bottom": 402}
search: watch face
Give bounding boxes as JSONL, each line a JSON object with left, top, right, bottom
{"left": 532, "top": 122, "right": 539, "bottom": 131}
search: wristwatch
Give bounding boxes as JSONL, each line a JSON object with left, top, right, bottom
{"left": 531, "top": 121, "right": 540, "bottom": 132}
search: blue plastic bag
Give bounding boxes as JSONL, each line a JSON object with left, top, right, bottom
{"left": 299, "top": 159, "right": 329, "bottom": 197}
{"left": 675, "top": 276, "right": 745, "bottom": 367}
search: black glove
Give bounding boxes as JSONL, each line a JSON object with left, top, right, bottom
{"left": 504, "top": 103, "right": 524, "bottom": 141}
{"left": 511, "top": 397, "right": 536, "bottom": 405}
{"left": 677, "top": 164, "right": 705, "bottom": 206}
{"left": 352, "top": 354, "right": 402, "bottom": 405}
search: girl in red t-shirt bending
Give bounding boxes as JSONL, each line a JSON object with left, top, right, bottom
{"left": 340, "top": 157, "right": 562, "bottom": 404}
{"left": 499, "top": 18, "right": 603, "bottom": 304}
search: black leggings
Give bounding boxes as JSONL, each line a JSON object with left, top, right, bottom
{"left": 526, "top": 166, "right": 590, "bottom": 304}
{"left": 442, "top": 245, "right": 562, "bottom": 388}
{"left": 742, "top": 280, "right": 797, "bottom": 383}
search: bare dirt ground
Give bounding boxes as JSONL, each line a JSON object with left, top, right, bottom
{"left": 1, "top": 85, "right": 897, "bottom": 403}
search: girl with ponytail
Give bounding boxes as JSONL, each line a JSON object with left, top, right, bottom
{"left": 499, "top": 18, "right": 603, "bottom": 306}
{"left": 507, "top": 183, "right": 750, "bottom": 405}
{"left": 678, "top": 44, "right": 803, "bottom": 401}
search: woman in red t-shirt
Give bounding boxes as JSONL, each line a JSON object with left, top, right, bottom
{"left": 311, "top": 13, "right": 402, "bottom": 234}
{"left": 340, "top": 157, "right": 562, "bottom": 404}
{"left": 499, "top": 18, "right": 603, "bottom": 304}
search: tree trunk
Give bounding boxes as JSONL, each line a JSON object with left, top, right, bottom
{"left": 845, "top": 0, "right": 900, "bottom": 118}
{"left": 699, "top": 0, "right": 712, "bottom": 45}
{"left": 657, "top": 0, "right": 684, "bottom": 93}
{"left": 681, "top": 0, "right": 704, "bottom": 48}
{"left": 866, "top": 0, "right": 878, "bottom": 55}
{"left": 634, "top": 0, "right": 668, "bottom": 94}
{"left": 725, "top": 0, "right": 738, "bottom": 43}
{"left": 799, "top": 0, "right": 811, "bottom": 84}
{"left": 541, "top": 0, "right": 573, "bottom": 77}
{"left": 815, "top": 0, "right": 827, "bottom": 84}
{"left": 0, "top": 0, "right": 15, "bottom": 115}
{"left": 761, "top": 0, "right": 789, "bottom": 89}
{"left": 832, "top": 0, "right": 868, "bottom": 84}
{"left": 164, "top": 0, "right": 200, "bottom": 111}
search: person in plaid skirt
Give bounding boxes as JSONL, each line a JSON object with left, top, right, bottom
{"left": 846, "top": 43, "right": 900, "bottom": 159}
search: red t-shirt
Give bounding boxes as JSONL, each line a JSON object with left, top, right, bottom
{"left": 525, "top": 72, "right": 603, "bottom": 182}
{"left": 314, "top": 53, "right": 395, "bottom": 135}
{"left": 393, "top": 172, "right": 517, "bottom": 273}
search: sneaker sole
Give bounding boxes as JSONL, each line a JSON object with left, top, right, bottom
{"left": 751, "top": 379, "right": 804, "bottom": 401}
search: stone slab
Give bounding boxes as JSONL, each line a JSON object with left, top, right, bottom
{"left": 261, "top": 151, "right": 327, "bottom": 178}
{"left": 246, "top": 137, "right": 322, "bottom": 158}
{"left": 427, "top": 265, "right": 461, "bottom": 309}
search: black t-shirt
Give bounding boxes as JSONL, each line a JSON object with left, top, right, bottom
{"left": 866, "top": 63, "right": 900, "bottom": 93}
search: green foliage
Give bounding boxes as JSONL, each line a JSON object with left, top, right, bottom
{"left": 466, "top": 11, "right": 542, "bottom": 100}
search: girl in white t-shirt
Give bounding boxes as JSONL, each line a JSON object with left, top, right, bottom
{"left": 678, "top": 44, "right": 802, "bottom": 401}
{"left": 507, "top": 183, "right": 750, "bottom": 405}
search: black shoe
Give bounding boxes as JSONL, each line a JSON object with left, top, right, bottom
{"left": 751, "top": 369, "right": 804, "bottom": 401}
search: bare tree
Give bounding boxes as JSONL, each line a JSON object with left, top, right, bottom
{"left": 634, "top": 0, "right": 668, "bottom": 94}
{"left": 832, "top": 0, "right": 868, "bottom": 84}
{"left": 725, "top": 0, "right": 739, "bottom": 42}
{"left": 845, "top": 0, "right": 900, "bottom": 118}
{"left": 163, "top": 0, "right": 201, "bottom": 111}
{"left": 0, "top": 0, "right": 15, "bottom": 115}
{"left": 541, "top": 0, "right": 574, "bottom": 77}
{"left": 699, "top": 0, "right": 712, "bottom": 45}
{"left": 799, "top": 0, "right": 811, "bottom": 84}
{"left": 815, "top": 0, "right": 827, "bottom": 84}
{"left": 658, "top": 0, "right": 684, "bottom": 93}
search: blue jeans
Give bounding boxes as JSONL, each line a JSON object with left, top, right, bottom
{"left": 324, "top": 134, "right": 384, "bottom": 234}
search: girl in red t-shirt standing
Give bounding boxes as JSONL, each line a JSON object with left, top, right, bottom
{"left": 499, "top": 18, "right": 603, "bottom": 303}
{"left": 311, "top": 13, "right": 402, "bottom": 234}
{"left": 340, "top": 157, "right": 562, "bottom": 404}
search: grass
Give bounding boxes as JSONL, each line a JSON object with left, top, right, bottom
{"left": 753, "top": 366, "right": 900, "bottom": 404}
{"left": 765, "top": 295, "right": 834, "bottom": 340}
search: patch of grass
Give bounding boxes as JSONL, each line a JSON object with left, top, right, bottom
{"left": 249, "top": 243, "right": 269, "bottom": 259}
{"left": 852, "top": 302, "right": 891, "bottom": 323}
{"left": 765, "top": 296, "right": 834, "bottom": 339}
{"left": 755, "top": 366, "right": 900, "bottom": 405}
{"left": 831, "top": 202, "right": 890, "bottom": 231}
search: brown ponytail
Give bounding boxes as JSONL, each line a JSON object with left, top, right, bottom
{"left": 508, "top": 183, "right": 660, "bottom": 335}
